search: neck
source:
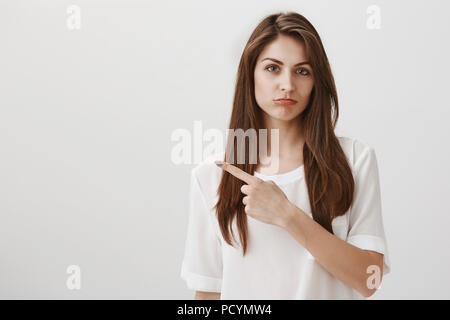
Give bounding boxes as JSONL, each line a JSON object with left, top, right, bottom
{"left": 263, "top": 114, "right": 304, "bottom": 158}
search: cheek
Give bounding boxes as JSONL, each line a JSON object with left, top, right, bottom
{"left": 296, "top": 79, "right": 314, "bottom": 98}
{"left": 254, "top": 74, "right": 272, "bottom": 100}
{"left": 255, "top": 73, "right": 271, "bottom": 89}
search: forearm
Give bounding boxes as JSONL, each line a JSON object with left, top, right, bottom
{"left": 195, "top": 291, "right": 221, "bottom": 300}
{"left": 281, "top": 201, "right": 379, "bottom": 298}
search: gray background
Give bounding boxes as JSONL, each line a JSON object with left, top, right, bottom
{"left": 1, "top": 0, "right": 449, "bottom": 299}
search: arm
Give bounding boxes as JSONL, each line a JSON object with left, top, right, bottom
{"left": 281, "top": 202, "right": 384, "bottom": 298}
{"left": 195, "top": 291, "right": 221, "bottom": 300}
{"left": 215, "top": 161, "right": 384, "bottom": 298}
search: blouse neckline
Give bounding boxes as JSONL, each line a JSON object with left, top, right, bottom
{"left": 253, "top": 164, "right": 305, "bottom": 185}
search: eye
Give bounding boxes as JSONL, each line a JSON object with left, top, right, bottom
{"left": 265, "top": 65, "right": 310, "bottom": 76}
{"left": 297, "top": 68, "right": 309, "bottom": 75}
{"left": 266, "top": 65, "right": 279, "bottom": 72}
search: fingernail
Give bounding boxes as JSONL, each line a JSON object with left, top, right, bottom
{"left": 214, "top": 160, "right": 223, "bottom": 167}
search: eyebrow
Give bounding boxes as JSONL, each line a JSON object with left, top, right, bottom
{"left": 260, "top": 57, "right": 310, "bottom": 67}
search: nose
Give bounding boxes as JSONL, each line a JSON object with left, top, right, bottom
{"left": 279, "top": 71, "right": 295, "bottom": 92}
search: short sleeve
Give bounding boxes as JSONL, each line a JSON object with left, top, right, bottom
{"left": 180, "top": 168, "right": 223, "bottom": 292}
{"left": 346, "top": 147, "right": 391, "bottom": 276}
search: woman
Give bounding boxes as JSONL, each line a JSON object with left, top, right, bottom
{"left": 181, "top": 11, "right": 391, "bottom": 300}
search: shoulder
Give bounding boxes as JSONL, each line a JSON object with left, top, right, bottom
{"left": 192, "top": 151, "right": 225, "bottom": 182}
{"left": 190, "top": 151, "right": 225, "bottom": 208}
{"left": 336, "top": 135, "right": 375, "bottom": 169}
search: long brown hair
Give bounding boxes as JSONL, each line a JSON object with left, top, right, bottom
{"left": 213, "top": 12, "right": 354, "bottom": 256}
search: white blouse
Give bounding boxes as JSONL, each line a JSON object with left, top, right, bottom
{"left": 180, "top": 136, "right": 391, "bottom": 299}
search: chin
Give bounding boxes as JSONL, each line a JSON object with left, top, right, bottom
{"left": 258, "top": 104, "right": 305, "bottom": 122}
{"left": 269, "top": 108, "right": 304, "bottom": 122}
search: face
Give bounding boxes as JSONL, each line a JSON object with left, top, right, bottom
{"left": 253, "top": 34, "right": 315, "bottom": 123}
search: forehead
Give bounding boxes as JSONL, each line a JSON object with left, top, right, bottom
{"left": 258, "top": 34, "right": 308, "bottom": 63}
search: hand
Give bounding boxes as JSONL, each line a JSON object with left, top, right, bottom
{"left": 215, "top": 161, "right": 293, "bottom": 228}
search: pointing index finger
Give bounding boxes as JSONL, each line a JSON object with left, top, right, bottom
{"left": 215, "top": 161, "right": 258, "bottom": 185}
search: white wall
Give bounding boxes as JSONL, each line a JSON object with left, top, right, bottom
{"left": 1, "top": 0, "right": 449, "bottom": 299}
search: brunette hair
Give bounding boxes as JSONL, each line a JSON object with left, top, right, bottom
{"left": 213, "top": 12, "right": 354, "bottom": 256}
